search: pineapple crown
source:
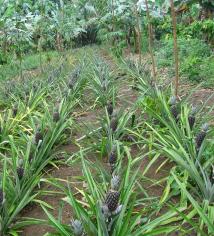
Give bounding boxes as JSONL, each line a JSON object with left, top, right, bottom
{"left": 13, "top": 104, "right": 18, "bottom": 110}
{"left": 169, "top": 96, "right": 177, "bottom": 106}
{"left": 18, "top": 158, "right": 24, "bottom": 167}
{"left": 111, "top": 144, "right": 117, "bottom": 153}
{"left": 101, "top": 202, "right": 123, "bottom": 218}
{"left": 70, "top": 219, "right": 83, "bottom": 236}
{"left": 201, "top": 123, "right": 209, "bottom": 132}
{"left": 111, "top": 175, "right": 120, "bottom": 191}
{"left": 190, "top": 106, "right": 197, "bottom": 115}
{"left": 54, "top": 104, "right": 60, "bottom": 112}
{"left": 35, "top": 124, "right": 42, "bottom": 132}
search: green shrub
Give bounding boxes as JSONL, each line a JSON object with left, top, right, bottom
{"left": 156, "top": 37, "right": 214, "bottom": 87}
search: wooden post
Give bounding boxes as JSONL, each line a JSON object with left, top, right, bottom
{"left": 170, "top": 0, "right": 179, "bottom": 97}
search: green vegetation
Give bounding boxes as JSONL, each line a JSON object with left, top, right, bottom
{"left": 156, "top": 38, "right": 214, "bottom": 86}
{"left": 0, "top": 51, "right": 59, "bottom": 80}
{"left": 0, "top": 0, "right": 214, "bottom": 236}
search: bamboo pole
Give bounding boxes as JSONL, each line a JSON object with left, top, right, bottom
{"left": 145, "top": 0, "right": 156, "bottom": 79}
{"left": 170, "top": 0, "right": 179, "bottom": 97}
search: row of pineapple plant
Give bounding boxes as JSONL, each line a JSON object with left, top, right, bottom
{"left": 0, "top": 50, "right": 91, "bottom": 235}
{"left": 98, "top": 54, "right": 214, "bottom": 234}
{"left": 0, "top": 55, "right": 68, "bottom": 152}
{"left": 123, "top": 59, "right": 214, "bottom": 234}
{"left": 38, "top": 52, "right": 194, "bottom": 235}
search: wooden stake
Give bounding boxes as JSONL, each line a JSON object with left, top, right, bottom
{"left": 170, "top": 0, "right": 179, "bottom": 97}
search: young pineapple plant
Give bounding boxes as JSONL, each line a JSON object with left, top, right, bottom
{"left": 88, "top": 57, "right": 117, "bottom": 107}
{"left": 195, "top": 123, "right": 209, "bottom": 151}
{"left": 68, "top": 63, "right": 83, "bottom": 89}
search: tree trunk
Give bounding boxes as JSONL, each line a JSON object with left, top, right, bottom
{"left": 56, "top": 31, "right": 62, "bottom": 52}
{"left": 126, "top": 27, "right": 132, "bottom": 52}
{"left": 170, "top": 0, "right": 179, "bottom": 97}
{"left": 145, "top": 0, "right": 156, "bottom": 79}
{"left": 134, "top": 6, "right": 142, "bottom": 65}
{"left": 111, "top": 0, "right": 116, "bottom": 46}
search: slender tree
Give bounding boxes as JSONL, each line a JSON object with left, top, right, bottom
{"left": 134, "top": 4, "right": 142, "bottom": 65}
{"left": 145, "top": 0, "right": 156, "bottom": 79}
{"left": 170, "top": 0, "right": 179, "bottom": 97}
{"left": 111, "top": 0, "right": 116, "bottom": 45}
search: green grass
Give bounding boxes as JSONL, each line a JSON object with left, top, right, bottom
{"left": 0, "top": 51, "right": 60, "bottom": 81}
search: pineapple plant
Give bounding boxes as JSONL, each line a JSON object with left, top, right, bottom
{"left": 107, "top": 102, "right": 113, "bottom": 116}
{"left": 188, "top": 106, "right": 197, "bottom": 129}
{"left": 17, "top": 167, "right": 24, "bottom": 180}
{"left": 102, "top": 80, "right": 107, "bottom": 92}
{"left": 34, "top": 129, "right": 43, "bottom": 145}
{"left": 110, "top": 117, "right": 118, "bottom": 132}
{"left": 104, "top": 175, "right": 121, "bottom": 213}
{"left": 12, "top": 105, "right": 18, "bottom": 117}
{"left": 111, "top": 175, "right": 120, "bottom": 191}
{"left": 108, "top": 145, "right": 117, "bottom": 173}
{"left": 28, "top": 152, "right": 34, "bottom": 163}
{"left": 53, "top": 110, "right": 60, "bottom": 122}
{"left": 121, "top": 134, "right": 133, "bottom": 142}
{"left": 68, "top": 79, "right": 74, "bottom": 89}
{"left": 70, "top": 219, "right": 84, "bottom": 236}
{"left": 105, "top": 190, "right": 120, "bottom": 212}
{"left": 169, "top": 96, "right": 179, "bottom": 122}
{"left": 195, "top": 123, "right": 209, "bottom": 150}
{"left": 68, "top": 67, "right": 81, "bottom": 89}
{"left": 109, "top": 149, "right": 117, "bottom": 166}
{"left": 101, "top": 174, "right": 122, "bottom": 220}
